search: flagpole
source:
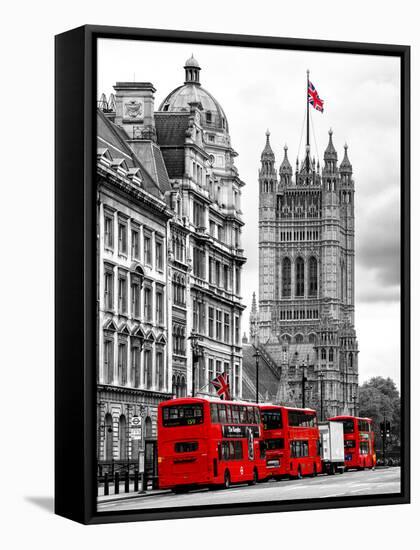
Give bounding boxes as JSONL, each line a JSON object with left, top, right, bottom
{"left": 306, "top": 69, "right": 310, "bottom": 171}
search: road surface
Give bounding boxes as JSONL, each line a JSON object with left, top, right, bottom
{"left": 97, "top": 466, "right": 401, "bottom": 512}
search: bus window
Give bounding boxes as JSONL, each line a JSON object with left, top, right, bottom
{"left": 262, "top": 410, "right": 282, "bottom": 430}
{"left": 175, "top": 441, "right": 198, "bottom": 453}
{"left": 358, "top": 420, "right": 370, "bottom": 432}
{"left": 239, "top": 406, "right": 248, "bottom": 424}
{"left": 221, "top": 440, "right": 243, "bottom": 460}
{"left": 219, "top": 404, "right": 227, "bottom": 424}
{"left": 162, "top": 404, "right": 204, "bottom": 426}
{"left": 225, "top": 404, "right": 232, "bottom": 423}
{"left": 247, "top": 406, "right": 255, "bottom": 424}
{"left": 211, "top": 403, "right": 218, "bottom": 423}
{"left": 342, "top": 419, "right": 354, "bottom": 433}
{"left": 232, "top": 405, "right": 240, "bottom": 423}
{"left": 265, "top": 438, "right": 284, "bottom": 450}
{"left": 360, "top": 441, "right": 369, "bottom": 455}
{"left": 290, "top": 440, "right": 309, "bottom": 458}
{"left": 254, "top": 407, "right": 261, "bottom": 424}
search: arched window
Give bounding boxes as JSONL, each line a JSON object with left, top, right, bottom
{"left": 329, "top": 348, "right": 334, "bottom": 362}
{"left": 309, "top": 257, "right": 318, "bottom": 297}
{"left": 295, "top": 334, "right": 304, "bottom": 344}
{"left": 349, "top": 353, "right": 353, "bottom": 369}
{"left": 308, "top": 333, "right": 316, "bottom": 344}
{"left": 104, "top": 413, "right": 113, "bottom": 461}
{"left": 180, "top": 376, "right": 186, "bottom": 397}
{"left": 296, "top": 257, "right": 305, "bottom": 297}
{"left": 282, "top": 257, "right": 291, "bottom": 298}
{"left": 172, "top": 374, "right": 176, "bottom": 395}
{"left": 118, "top": 415, "right": 127, "bottom": 460}
{"left": 321, "top": 348, "right": 326, "bottom": 360}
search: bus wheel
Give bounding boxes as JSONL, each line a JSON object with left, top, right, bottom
{"left": 223, "top": 471, "right": 231, "bottom": 489}
{"left": 297, "top": 467, "right": 303, "bottom": 480}
{"left": 248, "top": 469, "right": 258, "bottom": 486}
{"left": 312, "top": 463, "right": 318, "bottom": 477}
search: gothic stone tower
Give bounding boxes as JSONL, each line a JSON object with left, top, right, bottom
{"left": 256, "top": 129, "right": 359, "bottom": 417}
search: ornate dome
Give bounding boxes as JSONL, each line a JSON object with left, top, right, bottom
{"left": 158, "top": 57, "right": 229, "bottom": 132}
{"left": 184, "top": 54, "right": 200, "bottom": 68}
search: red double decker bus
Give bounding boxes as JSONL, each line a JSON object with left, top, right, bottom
{"left": 158, "top": 397, "right": 267, "bottom": 492}
{"left": 260, "top": 405, "right": 322, "bottom": 479}
{"left": 328, "top": 415, "right": 376, "bottom": 470}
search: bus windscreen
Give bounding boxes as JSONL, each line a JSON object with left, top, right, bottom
{"left": 162, "top": 404, "right": 204, "bottom": 427}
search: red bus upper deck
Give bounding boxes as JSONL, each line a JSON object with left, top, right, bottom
{"left": 158, "top": 397, "right": 267, "bottom": 491}
{"left": 328, "top": 415, "right": 376, "bottom": 469}
{"left": 260, "top": 405, "right": 322, "bottom": 479}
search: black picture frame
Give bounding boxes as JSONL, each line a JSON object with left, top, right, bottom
{"left": 55, "top": 24, "right": 410, "bottom": 525}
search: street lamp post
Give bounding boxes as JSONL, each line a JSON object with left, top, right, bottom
{"left": 319, "top": 371, "right": 325, "bottom": 421}
{"left": 189, "top": 331, "right": 200, "bottom": 397}
{"left": 301, "top": 361, "right": 307, "bottom": 408}
{"left": 253, "top": 348, "right": 260, "bottom": 403}
{"left": 352, "top": 393, "right": 357, "bottom": 417}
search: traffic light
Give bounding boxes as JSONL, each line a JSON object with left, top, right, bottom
{"left": 386, "top": 421, "right": 391, "bottom": 438}
{"left": 380, "top": 422, "right": 385, "bottom": 437}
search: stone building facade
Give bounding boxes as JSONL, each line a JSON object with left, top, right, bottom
{"left": 96, "top": 56, "right": 247, "bottom": 466}
{"left": 156, "top": 56, "right": 246, "bottom": 400}
{"left": 96, "top": 106, "right": 173, "bottom": 466}
{"left": 251, "top": 130, "right": 359, "bottom": 418}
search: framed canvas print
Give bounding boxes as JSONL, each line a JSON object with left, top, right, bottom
{"left": 55, "top": 25, "right": 410, "bottom": 525}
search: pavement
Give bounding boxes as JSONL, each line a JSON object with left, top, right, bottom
{"left": 97, "top": 466, "right": 401, "bottom": 512}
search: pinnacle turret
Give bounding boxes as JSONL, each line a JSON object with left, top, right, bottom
{"left": 324, "top": 128, "right": 338, "bottom": 161}
{"left": 339, "top": 143, "right": 353, "bottom": 174}
{"left": 261, "top": 129, "right": 275, "bottom": 160}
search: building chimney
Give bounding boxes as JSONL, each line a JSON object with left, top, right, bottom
{"left": 113, "top": 82, "right": 156, "bottom": 140}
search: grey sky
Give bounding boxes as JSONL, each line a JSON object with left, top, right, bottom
{"left": 98, "top": 39, "right": 401, "bottom": 386}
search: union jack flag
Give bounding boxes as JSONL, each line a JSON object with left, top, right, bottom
{"left": 211, "top": 372, "right": 231, "bottom": 400}
{"left": 308, "top": 81, "right": 324, "bottom": 113}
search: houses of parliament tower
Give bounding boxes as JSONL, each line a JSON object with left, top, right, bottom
{"left": 250, "top": 127, "right": 359, "bottom": 418}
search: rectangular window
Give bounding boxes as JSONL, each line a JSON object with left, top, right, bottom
{"left": 208, "top": 358, "right": 215, "bottom": 391}
{"left": 131, "top": 346, "right": 140, "bottom": 387}
{"left": 224, "top": 313, "right": 230, "bottom": 343}
{"left": 208, "top": 307, "right": 214, "bottom": 338}
{"left": 144, "top": 349, "right": 152, "bottom": 388}
{"left": 118, "top": 222, "right": 127, "bottom": 255}
{"left": 216, "top": 310, "right": 222, "bottom": 340}
{"left": 193, "top": 299, "right": 198, "bottom": 331}
{"left": 208, "top": 257, "right": 213, "bottom": 284}
{"left": 215, "top": 261, "right": 221, "bottom": 286}
{"left": 235, "top": 267, "right": 241, "bottom": 295}
{"left": 156, "top": 240, "right": 163, "bottom": 271}
{"left": 131, "top": 229, "right": 139, "bottom": 259}
{"left": 118, "top": 272, "right": 127, "bottom": 314}
{"left": 223, "top": 265, "right": 229, "bottom": 290}
{"left": 104, "top": 339, "right": 114, "bottom": 384}
{"left": 104, "top": 215, "right": 114, "bottom": 249}
{"left": 234, "top": 316, "right": 240, "bottom": 345}
{"left": 118, "top": 342, "right": 127, "bottom": 385}
{"left": 104, "top": 269, "right": 114, "bottom": 310}
{"left": 144, "top": 286, "right": 152, "bottom": 321}
{"left": 156, "top": 351, "right": 164, "bottom": 390}
{"left": 131, "top": 278, "right": 140, "bottom": 318}
{"left": 144, "top": 234, "right": 152, "bottom": 265}
{"left": 156, "top": 289, "right": 164, "bottom": 325}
